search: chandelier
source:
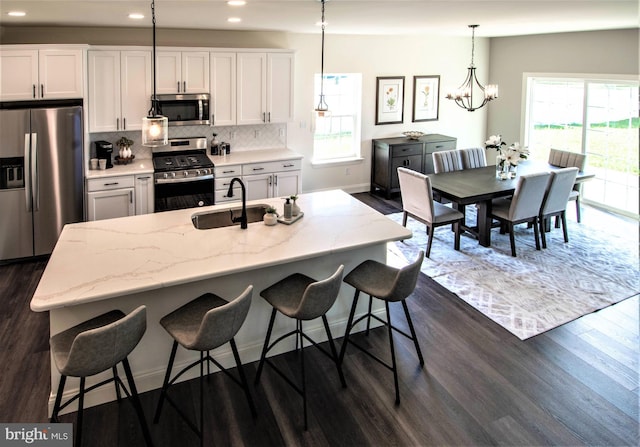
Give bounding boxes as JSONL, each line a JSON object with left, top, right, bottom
{"left": 314, "top": 0, "right": 329, "bottom": 117}
{"left": 142, "top": 0, "right": 168, "bottom": 147}
{"left": 446, "top": 25, "right": 498, "bottom": 112}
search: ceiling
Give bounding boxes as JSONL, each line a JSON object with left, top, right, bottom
{"left": 1, "top": 0, "right": 638, "bottom": 37}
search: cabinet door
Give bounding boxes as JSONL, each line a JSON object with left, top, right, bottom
{"left": 121, "top": 51, "right": 152, "bottom": 131}
{"left": 391, "top": 155, "right": 422, "bottom": 189}
{"left": 0, "top": 49, "right": 39, "bottom": 100}
{"left": 87, "top": 188, "right": 135, "bottom": 221}
{"left": 210, "top": 52, "right": 236, "bottom": 126}
{"left": 244, "top": 173, "right": 273, "bottom": 200}
{"left": 237, "top": 53, "right": 267, "bottom": 125}
{"left": 156, "top": 51, "right": 181, "bottom": 94}
{"left": 39, "top": 49, "right": 84, "bottom": 99}
{"left": 182, "top": 51, "right": 209, "bottom": 93}
{"left": 135, "top": 174, "right": 154, "bottom": 215}
{"left": 274, "top": 170, "right": 301, "bottom": 197}
{"left": 88, "top": 51, "right": 121, "bottom": 132}
{"left": 267, "top": 53, "right": 294, "bottom": 123}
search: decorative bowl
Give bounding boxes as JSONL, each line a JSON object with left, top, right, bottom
{"left": 403, "top": 131, "right": 425, "bottom": 140}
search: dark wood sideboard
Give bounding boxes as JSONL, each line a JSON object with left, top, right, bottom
{"left": 371, "top": 133, "right": 456, "bottom": 198}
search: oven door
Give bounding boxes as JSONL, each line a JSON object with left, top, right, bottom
{"left": 154, "top": 177, "right": 214, "bottom": 212}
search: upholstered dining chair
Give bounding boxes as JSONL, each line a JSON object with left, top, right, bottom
{"left": 397, "top": 167, "right": 464, "bottom": 257}
{"left": 539, "top": 167, "right": 579, "bottom": 249}
{"left": 459, "top": 147, "right": 488, "bottom": 169}
{"left": 548, "top": 148, "right": 587, "bottom": 223}
{"left": 432, "top": 149, "right": 464, "bottom": 174}
{"left": 490, "top": 171, "right": 551, "bottom": 257}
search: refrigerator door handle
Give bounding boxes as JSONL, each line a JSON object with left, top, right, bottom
{"left": 24, "top": 134, "right": 32, "bottom": 212}
{"left": 31, "top": 133, "right": 39, "bottom": 211}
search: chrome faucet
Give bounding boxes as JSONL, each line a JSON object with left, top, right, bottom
{"left": 227, "top": 177, "right": 247, "bottom": 229}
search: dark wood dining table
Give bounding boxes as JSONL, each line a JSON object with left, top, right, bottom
{"left": 428, "top": 160, "right": 595, "bottom": 247}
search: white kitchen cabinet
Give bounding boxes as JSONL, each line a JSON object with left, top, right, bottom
{"left": 0, "top": 47, "right": 84, "bottom": 101}
{"left": 134, "top": 174, "right": 154, "bottom": 215}
{"left": 88, "top": 50, "right": 151, "bottom": 132}
{"left": 210, "top": 52, "right": 236, "bottom": 126}
{"left": 86, "top": 176, "right": 136, "bottom": 221}
{"left": 157, "top": 51, "right": 209, "bottom": 94}
{"left": 242, "top": 159, "right": 301, "bottom": 200}
{"left": 236, "top": 52, "right": 294, "bottom": 125}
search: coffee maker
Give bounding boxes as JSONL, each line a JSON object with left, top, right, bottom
{"left": 95, "top": 141, "right": 114, "bottom": 169}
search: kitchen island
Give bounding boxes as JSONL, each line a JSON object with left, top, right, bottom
{"left": 31, "top": 189, "right": 412, "bottom": 414}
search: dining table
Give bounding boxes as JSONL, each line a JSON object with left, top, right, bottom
{"left": 428, "top": 160, "right": 595, "bottom": 247}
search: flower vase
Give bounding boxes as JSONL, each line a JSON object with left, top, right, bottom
{"left": 291, "top": 199, "right": 300, "bottom": 217}
{"left": 496, "top": 155, "right": 508, "bottom": 180}
{"left": 508, "top": 163, "right": 517, "bottom": 179}
{"left": 263, "top": 213, "right": 278, "bottom": 226}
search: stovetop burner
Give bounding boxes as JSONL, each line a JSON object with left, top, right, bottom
{"left": 153, "top": 152, "right": 214, "bottom": 172}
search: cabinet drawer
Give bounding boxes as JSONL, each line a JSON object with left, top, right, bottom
{"left": 87, "top": 175, "right": 135, "bottom": 192}
{"left": 425, "top": 140, "right": 456, "bottom": 153}
{"left": 391, "top": 144, "right": 422, "bottom": 157}
{"left": 215, "top": 188, "right": 241, "bottom": 203}
{"left": 214, "top": 165, "right": 242, "bottom": 178}
{"left": 215, "top": 177, "right": 242, "bottom": 191}
{"left": 242, "top": 159, "right": 301, "bottom": 175}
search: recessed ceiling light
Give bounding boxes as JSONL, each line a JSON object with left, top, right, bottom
{"left": 228, "top": 17, "right": 242, "bottom": 23}
{"left": 129, "top": 13, "right": 145, "bottom": 20}
{"left": 227, "top": 1, "right": 246, "bottom": 6}
{"left": 8, "top": 11, "right": 26, "bottom": 17}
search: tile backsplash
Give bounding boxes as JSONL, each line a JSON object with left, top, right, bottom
{"left": 89, "top": 123, "right": 286, "bottom": 159}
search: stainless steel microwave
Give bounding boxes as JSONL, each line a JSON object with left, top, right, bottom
{"left": 155, "top": 93, "right": 210, "bottom": 126}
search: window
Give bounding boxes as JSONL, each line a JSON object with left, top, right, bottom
{"left": 525, "top": 76, "right": 639, "bottom": 218}
{"left": 313, "top": 73, "right": 362, "bottom": 163}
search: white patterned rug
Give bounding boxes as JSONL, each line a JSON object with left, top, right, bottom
{"left": 387, "top": 207, "right": 639, "bottom": 340}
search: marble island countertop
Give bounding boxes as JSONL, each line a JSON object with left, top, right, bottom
{"left": 31, "top": 190, "right": 411, "bottom": 312}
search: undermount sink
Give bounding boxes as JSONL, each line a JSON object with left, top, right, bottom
{"left": 191, "top": 204, "right": 269, "bottom": 229}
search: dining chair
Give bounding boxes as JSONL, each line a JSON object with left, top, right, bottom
{"left": 548, "top": 148, "right": 587, "bottom": 223}
{"left": 459, "top": 147, "right": 488, "bottom": 169}
{"left": 539, "top": 167, "right": 579, "bottom": 248}
{"left": 397, "top": 167, "right": 464, "bottom": 257}
{"left": 490, "top": 171, "right": 551, "bottom": 257}
{"left": 432, "top": 149, "right": 464, "bottom": 174}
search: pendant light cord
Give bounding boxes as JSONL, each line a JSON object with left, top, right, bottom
{"left": 320, "top": 0, "right": 326, "bottom": 98}
{"left": 150, "top": 0, "right": 158, "bottom": 117}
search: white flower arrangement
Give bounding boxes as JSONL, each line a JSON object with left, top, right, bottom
{"left": 485, "top": 135, "right": 529, "bottom": 166}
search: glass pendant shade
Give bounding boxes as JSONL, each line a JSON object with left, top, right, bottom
{"left": 142, "top": 115, "right": 168, "bottom": 146}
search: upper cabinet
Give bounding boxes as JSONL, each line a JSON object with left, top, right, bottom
{"left": 210, "top": 52, "right": 237, "bottom": 126}
{"left": 88, "top": 50, "right": 152, "bottom": 133}
{"left": 237, "top": 52, "right": 294, "bottom": 125}
{"left": 156, "top": 51, "right": 209, "bottom": 94}
{"left": 0, "top": 48, "right": 84, "bottom": 101}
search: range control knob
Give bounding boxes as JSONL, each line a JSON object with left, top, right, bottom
{"left": 202, "top": 169, "right": 209, "bottom": 175}
{"left": 195, "top": 170, "right": 201, "bottom": 176}
{"left": 183, "top": 171, "right": 189, "bottom": 177}
{"left": 171, "top": 172, "right": 176, "bottom": 178}
{"left": 163, "top": 173, "right": 168, "bottom": 179}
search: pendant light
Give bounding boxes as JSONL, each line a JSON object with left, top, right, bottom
{"left": 142, "top": 0, "right": 168, "bottom": 146}
{"left": 445, "top": 25, "right": 498, "bottom": 112}
{"left": 314, "top": 0, "right": 330, "bottom": 117}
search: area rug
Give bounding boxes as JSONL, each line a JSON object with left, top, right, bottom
{"left": 387, "top": 208, "right": 639, "bottom": 340}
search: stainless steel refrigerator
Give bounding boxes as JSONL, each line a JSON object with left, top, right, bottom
{"left": 0, "top": 100, "right": 84, "bottom": 261}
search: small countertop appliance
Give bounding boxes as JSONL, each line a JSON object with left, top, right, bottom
{"left": 95, "top": 140, "right": 114, "bottom": 169}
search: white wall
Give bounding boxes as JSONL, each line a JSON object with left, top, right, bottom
{"left": 285, "top": 33, "right": 490, "bottom": 193}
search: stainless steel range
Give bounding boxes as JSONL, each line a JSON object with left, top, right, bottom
{"left": 152, "top": 137, "right": 214, "bottom": 212}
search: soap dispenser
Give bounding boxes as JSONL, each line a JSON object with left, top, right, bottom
{"left": 283, "top": 198, "right": 292, "bottom": 219}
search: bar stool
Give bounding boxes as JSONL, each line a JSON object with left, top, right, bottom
{"left": 50, "top": 305, "right": 153, "bottom": 447}
{"left": 254, "top": 265, "right": 346, "bottom": 430}
{"left": 153, "top": 286, "right": 255, "bottom": 445}
{"left": 339, "top": 251, "right": 425, "bottom": 404}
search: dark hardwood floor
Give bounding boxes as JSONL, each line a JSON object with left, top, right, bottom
{"left": 1, "top": 192, "right": 638, "bottom": 446}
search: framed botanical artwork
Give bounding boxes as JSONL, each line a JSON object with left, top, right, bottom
{"left": 375, "top": 76, "right": 405, "bottom": 125}
{"left": 412, "top": 75, "right": 440, "bottom": 122}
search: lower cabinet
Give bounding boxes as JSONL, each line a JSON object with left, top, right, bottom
{"left": 86, "top": 173, "right": 154, "bottom": 221}
{"left": 87, "top": 187, "right": 135, "bottom": 221}
{"left": 243, "top": 159, "right": 301, "bottom": 201}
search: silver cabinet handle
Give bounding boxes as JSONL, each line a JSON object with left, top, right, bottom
{"left": 177, "top": 81, "right": 180, "bottom": 92}
{"left": 274, "top": 174, "right": 278, "bottom": 186}
{"left": 32, "top": 85, "right": 36, "bottom": 99}
{"left": 262, "top": 112, "right": 266, "bottom": 122}
{"left": 104, "top": 182, "right": 119, "bottom": 186}
{"left": 40, "top": 84, "right": 44, "bottom": 98}
{"left": 116, "top": 118, "right": 120, "bottom": 130}
{"left": 183, "top": 81, "right": 186, "bottom": 92}
{"left": 130, "top": 191, "right": 133, "bottom": 203}
{"left": 268, "top": 112, "right": 271, "bottom": 122}
{"left": 138, "top": 176, "right": 151, "bottom": 180}
{"left": 283, "top": 164, "right": 295, "bottom": 168}
{"left": 252, "top": 167, "right": 265, "bottom": 171}
{"left": 123, "top": 117, "right": 126, "bottom": 130}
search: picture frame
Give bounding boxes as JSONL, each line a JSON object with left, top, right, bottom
{"left": 412, "top": 75, "right": 440, "bottom": 122}
{"left": 375, "top": 76, "right": 405, "bottom": 125}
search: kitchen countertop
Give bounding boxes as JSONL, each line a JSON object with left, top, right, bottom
{"left": 85, "top": 159, "right": 154, "bottom": 179}
{"left": 31, "top": 190, "right": 411, "bottom": 312}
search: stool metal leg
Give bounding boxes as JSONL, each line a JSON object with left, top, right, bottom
{"left": 299, "top": 320, "right": 307, "bottom": 431}
{"left": 321, "top": 315, "right": 346, "bottom": 388}
{"left": 365, "top": 296, "right": 373, "bottom": 335}
{"left": 229, "top": 338, "right": 257, "bottom": 417}
{"left": 154, "top": 340, "right": 178, "bottom": 423}
{"left": 255, "top": 308, "right": 277, "bottom": 385}
{"left": 339, "top": 289, "right": 360, "bottom": 364}
{"left": 401, "top": 300, "right": 424, "bottom": 366}
{"left": 75, "top": 377, "right": 85, "bottom": 447}
{"left": 199, "top": 351, "right": 204, "bottom": 447}
{"left": 112, "top": 366, "right": 122, "bottom": 402}
{"left": 50, "top": 375, "right": 66, "bottom": 423}
{"left": 385, "top": 302, "right": 400, "bottom": 405}
{"left": 122, "top": 358, "right": 154, "bottom": 447}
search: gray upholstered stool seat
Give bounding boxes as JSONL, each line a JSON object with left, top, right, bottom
{"left": 254, "top": 266, "right": 346, "bottom": 430}
{"left": 339, "top": 251, "right": 425, "bottom": 405}
{"left": 154, "top": 286, "right": 255, "bottom": 446}
{"left": 50, "top": 306, "right": 152, "bottom": 447}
